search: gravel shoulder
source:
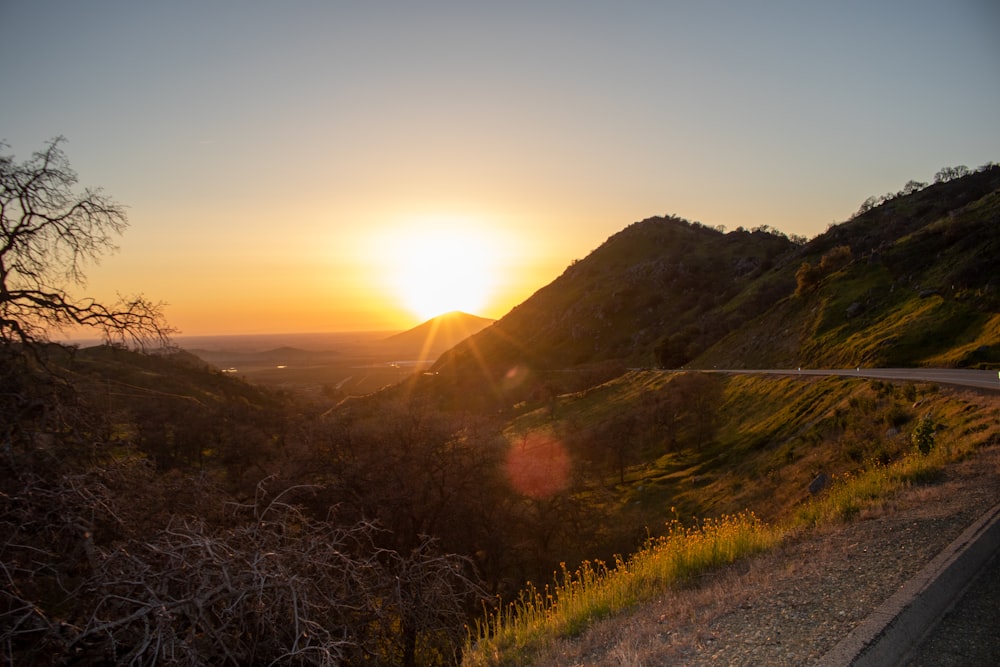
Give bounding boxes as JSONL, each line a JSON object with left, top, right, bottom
{"left": 528, "top": 445, "right": 1000, "bottom": 667}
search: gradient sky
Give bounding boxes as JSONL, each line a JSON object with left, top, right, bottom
{"left": 2, "top": 2, "right": 998, "bottom": 335}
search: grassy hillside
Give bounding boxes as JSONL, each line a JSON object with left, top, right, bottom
{"left": 465, "top": 370, "right": 1000, "bottom": 664}
{"left": 531, "top": 370, "right": 997, "bottom": 522}
{"left": 425, "top": 166, "right": 1000, "bottom": 412}
{"left": 699, "top": 169, "right": 1000, "bottom": 370}
{"left": 5, "top": 166, "right": 1000, "bottom": 666}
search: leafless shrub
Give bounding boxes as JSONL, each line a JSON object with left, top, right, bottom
{"left": 75, "top": 493, "right": 375, "bottom": 664}
{"left": 2, "top": 471, "right": 483, "bottom": 665}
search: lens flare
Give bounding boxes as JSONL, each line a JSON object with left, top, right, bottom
{"left": 504, "top": 432, "right": 570, "bottom": 499}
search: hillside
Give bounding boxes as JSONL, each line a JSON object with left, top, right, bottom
{"left": 5, "top": 166, "right": 1000, "bottom": 666}
{"left": 698, "top": 166, "right": 1000, "bottom": 370}
{"left": 381, "top": 310, "right": 495, "bottom": 356}
{"left": 426, "top": 166, "right": 1000, "bottom": 410}
{"left": 442, "top": 216, "right": 796, "bottom": 370}
{"left": 425, "top": 217, "right": 797, "bottom": 409}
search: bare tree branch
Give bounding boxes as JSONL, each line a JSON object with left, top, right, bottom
{"left": 0, "top": 137, "right": 173, "bottom": 349}
{"left": 2, "top": 469, "right": 485, "bottom": 665}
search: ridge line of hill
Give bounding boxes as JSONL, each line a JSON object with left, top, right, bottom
{"left": 418, "top": 166, "right": 1000, "bottom": 411}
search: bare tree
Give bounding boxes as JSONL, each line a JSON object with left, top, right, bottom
{"left": 0, "top": 137, "right": 172, "bottom": 349}
{"left": 1, "top": 467, "right": 484, "bottom": 665}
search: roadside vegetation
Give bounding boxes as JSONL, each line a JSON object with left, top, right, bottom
{"left": 3, "top": 140, "right": 999, "bottom": 665}
{"left": 465, "top": 511, "right": 782, "bottom": 666}
{"left": 463, "top": 374, "right": 999, "bottom": 666}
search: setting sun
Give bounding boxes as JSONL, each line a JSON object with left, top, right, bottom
{"left": 378, "top": 219, "right": 505, "bottom": 322}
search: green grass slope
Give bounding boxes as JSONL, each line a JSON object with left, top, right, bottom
{"left": 512, "top": 369, "right": 999, "bottom": 527}
{"left": 465, "top": 368, "right": 1000, "bottom": 664}
{"left": 426, "top": 166, "right": 1000, "bottom": 412}
{"left": 698, "top": 167, "right": 1000, "bottom": 370}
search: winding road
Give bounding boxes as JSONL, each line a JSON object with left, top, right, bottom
{"left": 709, "top": 367, "right": 1000, "bottom": 391}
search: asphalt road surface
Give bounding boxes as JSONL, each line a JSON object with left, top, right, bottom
{"left": 904, "top": 549, "right": 1000, "bottom": 666}
{"left": 713, "top": 368, "right": 1000, "bottom": 391}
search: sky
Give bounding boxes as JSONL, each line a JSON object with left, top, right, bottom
{"left": 2, "top": 1, "right": 999, "bottom": 335}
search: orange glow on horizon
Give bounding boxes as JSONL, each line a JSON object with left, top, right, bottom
{"left": 369, "top": 216, "right": 516, "bottom": 323}
{"left": 84, "top": 206, "right": 574, "bottom": 336}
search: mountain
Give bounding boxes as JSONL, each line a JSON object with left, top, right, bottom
{"left": 425, "top": 216, "right": 798, "bottom": 408}
{"left": 425, "top": 165, "right": 1000, "bottom": 409}
{"left": 698, "top": 166, "right": 1000, "bottom": 369}
{"left": 380, "top": 311, "right": 495, "bottom": 357}
{"left": 8, "top": 167, "right": 999, "bottom": 666}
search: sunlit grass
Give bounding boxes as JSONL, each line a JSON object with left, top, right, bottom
{"left": 464, "top": 416, "right": 986, "bottom": 666}
{"left": 795, "top": 413, "right": 981, "bottom": 527}
{"left": 463, "top": 511, "right": 780, "bottom": 666}
{"left": 464, "top": 365, "right": 1000, "bottom": 666}
{"left": 794, "top": 454, "right": 940, "bottom": 526}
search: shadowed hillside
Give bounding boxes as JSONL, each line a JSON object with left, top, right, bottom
{"left": 381, "top": 311, "right": 495, "bottom": 356}
{"left": 5, "top": 165, "right": 1000, "bottom": 667}
{"left": 427, "top": 217, "right": 798, "bottom": 409}
{"left": 425, "top": 166, "right": 1000, "bottom": 411}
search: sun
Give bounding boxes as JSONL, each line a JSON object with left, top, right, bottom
{"left": 381, "top": 220, "right": 502, "bottom": 322}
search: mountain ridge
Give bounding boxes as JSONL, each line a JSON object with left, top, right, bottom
{"left": 424, "top": 165, "right": 1000, "bottom": 410}
{"left": 381, "top": 310, "right": 495, "bottom": 356}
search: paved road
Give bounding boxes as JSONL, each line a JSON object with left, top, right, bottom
{"left": 720, "top": 366, "right": 1000, "bottom": 665}
{"left": 905, "top": 549, "right": 1000, "bottom": 666}
{"left": 711, "top": 368, "right": 1000, "bottom": 391}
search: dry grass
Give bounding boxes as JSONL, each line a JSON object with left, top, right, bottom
{"left": 464, "top": 398, "right": 1000, "bottom": 666}
{"left": 512, "top": 444, "right": 1000, "bottom": 666}
{"left": 464, "top": 512, "right": 782, "bottom": 666}
{"left": 463, "top": 382, "right": 1000, "bottom": 666}
{"left": 513, "top": 544, "right": 811, "bottom": 666}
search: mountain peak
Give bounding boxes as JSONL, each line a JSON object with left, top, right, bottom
{"left": 382, "top": 311, "right": 495, "bottom": 357}
{"left": 422, "top": 166, "right": 1000, "bottom": 409}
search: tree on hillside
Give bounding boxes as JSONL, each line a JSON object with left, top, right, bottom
{"left": 934, "top": 165, "right": 970, "bottom": 183}
{"left": 818, "top": 245, "right": 852, "bottom": 272}
{"left": 795, "top": 261, "right": 822, "bottom": 296}
{"left": 0, "top": 137, "right": 172, "bottom": 348}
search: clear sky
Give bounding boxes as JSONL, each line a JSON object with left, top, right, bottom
{"left": 2, "top": 1, "right": 998, "bottom": 335}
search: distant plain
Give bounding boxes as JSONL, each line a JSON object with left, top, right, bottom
{"left": 181, "top": 331, "right": 429, "bottom": 398}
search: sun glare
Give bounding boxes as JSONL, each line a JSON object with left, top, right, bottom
{"left": 380, "top": 220, "right": 503, "bottom": 322}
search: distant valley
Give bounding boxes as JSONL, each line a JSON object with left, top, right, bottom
{"left": 182, "top": 311, "right": 495, "bottom": 397}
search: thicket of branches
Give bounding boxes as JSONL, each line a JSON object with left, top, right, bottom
{"left": 0, "top": 345, "right": 494, "bottom": 666}
{"left": 3, "top": 327, "right": 630, "bottom": 665}
{"left": 0, "top": 455, "right": 480, "bottom": 665}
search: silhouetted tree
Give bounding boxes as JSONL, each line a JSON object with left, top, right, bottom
{"left": 0, "top": 468, "right": 481, "bottom": 665}
{"left": 934, "top": 165, "right": 970, "bottom": 183}
{"left": 574, "top": 414, "right": 640, "bottom": 485}
{"left": 670, "top": 372, "right": 723, "bottom": 449}
{"left": 0, "top": 137, "right": 172, "bottom": 349}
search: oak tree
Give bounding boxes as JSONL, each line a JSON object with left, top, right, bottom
{"left": 0, "top": 137, "right": 171, "bottom": 348}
